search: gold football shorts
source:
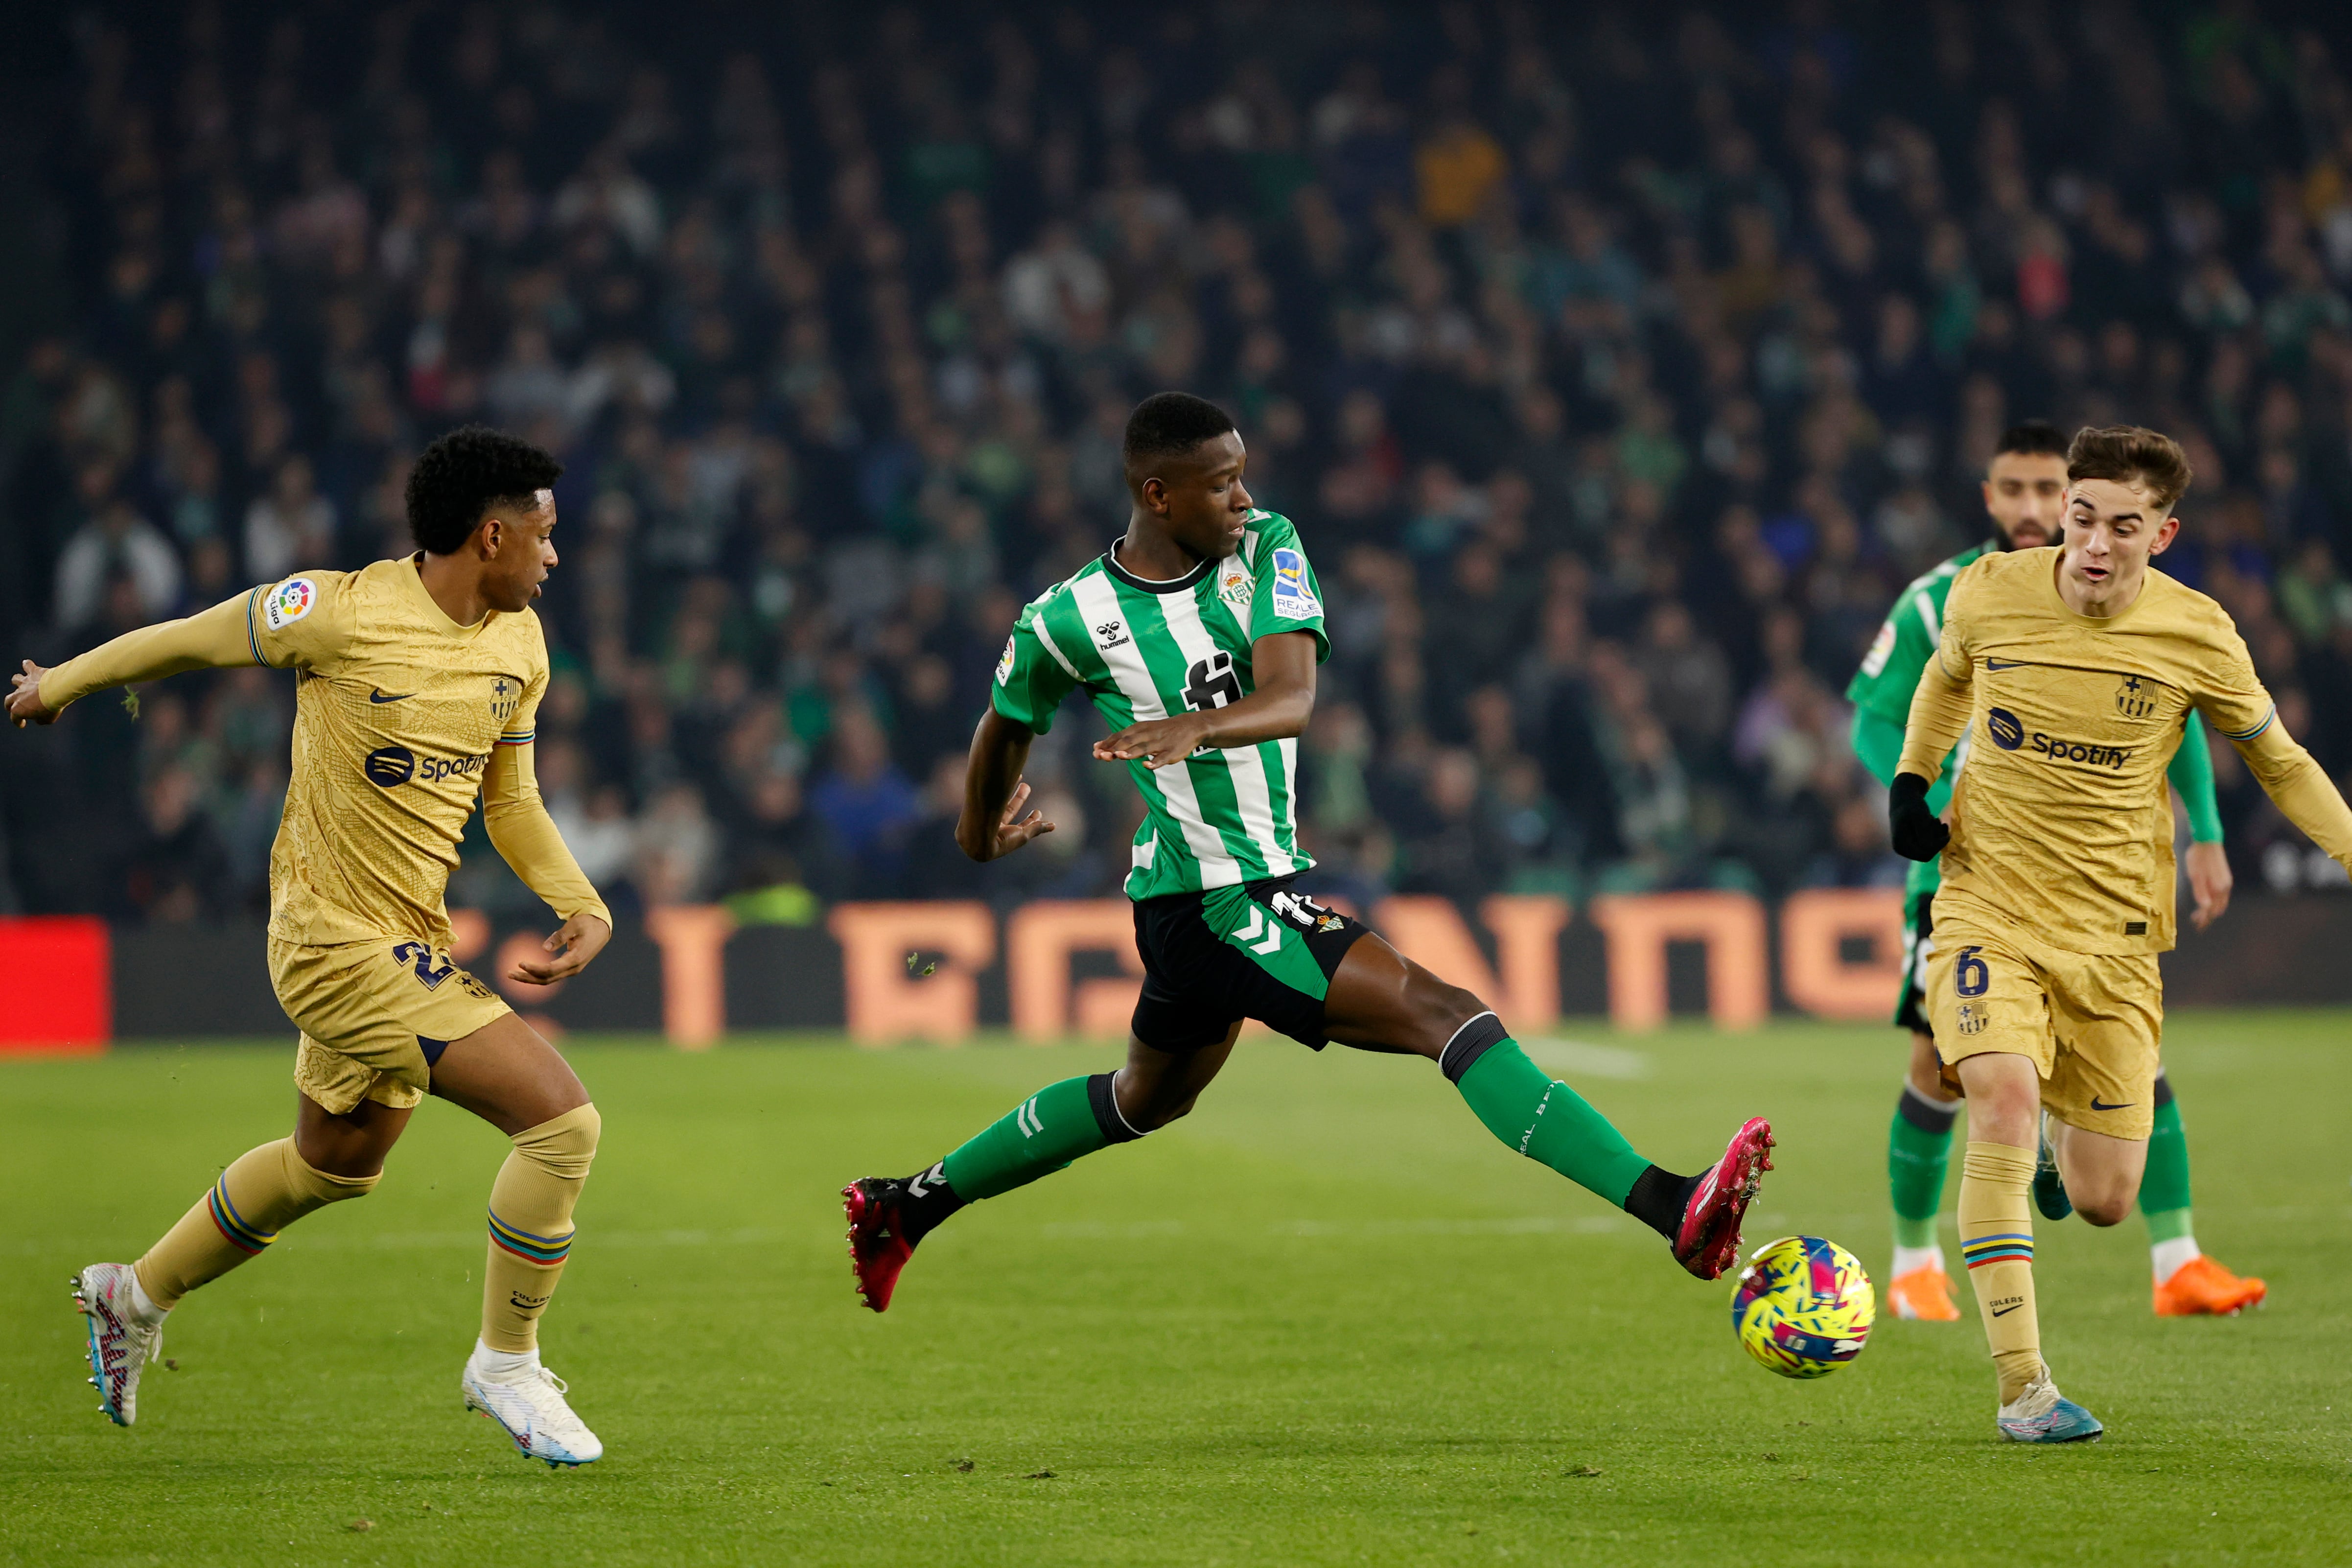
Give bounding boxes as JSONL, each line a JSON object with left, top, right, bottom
{"left": 268, "top": 936, "right": 511, "bottom": 1115}
{"left": 1924, "top": 914, "right": 2162, "bottom": 1141}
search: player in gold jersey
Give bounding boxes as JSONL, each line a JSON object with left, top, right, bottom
{"left": 8, "top": 427, "right": 614, "bottom": 1466}
{"left": 1891, "top": 426, "right": 2352, "bottom": 1443}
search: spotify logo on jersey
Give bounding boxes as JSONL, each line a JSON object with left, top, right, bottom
{"left": 364, "top": 746, "right": 417, "bottom": 786}
{"left": 1986, "top": 707, "right": 2025, "bottom": 750}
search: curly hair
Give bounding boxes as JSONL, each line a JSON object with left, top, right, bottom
{"left": 403, "top": 425, "right": 564, "bottom": 554}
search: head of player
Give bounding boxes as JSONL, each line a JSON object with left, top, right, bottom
{"left": 1124, "top": 392, "right": 1253, "bottom": 566}
{"left": 2058, "top": 424, "right": 2189, "bottom": 615}
{"left": 404, "top": 425, "right": 565, "bottom": 615}
{"left": 1981, "top": 419, "right": 2070, "bottom": 550}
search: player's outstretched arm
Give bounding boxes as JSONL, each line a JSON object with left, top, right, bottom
{"left": 2224, "top": 717, "right": 2352, "bottom": 878}
{"left": 1094, "top": 630, "right": 1317, "bottom": 771}
{"left": 481, "top": 742, "right": 612, "bottom": 983}
{"left": 7, "top": 593, "right": 261, "bottom": 727}
{"left": 955, "top": 709, "right": 1056, "bottom": 863}
{"left": 2166, "top": 720, "right": 2232, "bottom": 929}
{"left": 1890, "top": 647, "right": 1974, "bottom": 862}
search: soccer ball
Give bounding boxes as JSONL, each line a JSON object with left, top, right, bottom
{"left": 1731, "top": 1236, "right": 1876, "bottom": 1379}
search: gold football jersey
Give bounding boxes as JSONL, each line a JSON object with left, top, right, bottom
{"left": 1902, "top": 547, "right": 2280, "bottom": 956}
{"left": 246, "top": 558, "right": 546, "bottom": 947}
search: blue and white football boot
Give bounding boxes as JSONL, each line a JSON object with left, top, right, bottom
{"left": 72, "top": 1263, "right": 163, "bottom": 1427}
{"left": 462, "top": 1346, "right": 603, "bottom": 1467}
{"left": 1997, "top": 1374, "right": 2104, "bottom": 1444}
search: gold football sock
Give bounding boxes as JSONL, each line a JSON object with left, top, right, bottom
{"left": 481, "top": 1104, "right": 600, "bottom": 1355}
{"left": 1958, "top": 1141, "right": 2042, "bottom": 1403}
{"left": 133, "top": 1139, "right": 377, "bottom": 1309}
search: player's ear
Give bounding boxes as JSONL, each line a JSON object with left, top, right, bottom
{"left": 2148, "top": 515, "right": 2179, "bottom": 557}
{"left": 1139, "top": 474, "right": 1168, "bottom": 516}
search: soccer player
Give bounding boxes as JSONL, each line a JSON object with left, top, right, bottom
{"left": 8, "top": 427, "right": 611, "bottom": 1466}
{"left": 1849, "top": 421, "right": 2264, "bottom": 1322}
{"left": 842, "top": 392, "right": 1774, "bottom": 1311}
{"left": 1888, "top": 425, "right": 2352, "bottom": 1442}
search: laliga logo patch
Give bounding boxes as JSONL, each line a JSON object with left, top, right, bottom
{"left": 1269, "top": 547, "right": 1320, "bottom": 620}
{"left": 1986, "top": 706, "right": 2025, "bottom": 751}
{"left": 264, "top": 577, "right": 316, "bottom": 630}
{"left": 995, "top": 635, "right": 1016, "bottom": 686}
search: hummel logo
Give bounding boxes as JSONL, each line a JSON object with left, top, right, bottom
{"left": 370, "top": 688, "right": 414, "bottom": 703}
{"left": 2089, "top": 1097, "right": 2135, "bottom": 1111}
{"left": 1095, "top": 620, "right": 1130, "bottom": 649}
{"left": 908, "top": 1162, "right": 945, "bottom": 1198}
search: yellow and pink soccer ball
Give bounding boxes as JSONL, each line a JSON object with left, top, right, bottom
{"left": 1731, "top": 1236, "right": 1876, "bottom": 1379}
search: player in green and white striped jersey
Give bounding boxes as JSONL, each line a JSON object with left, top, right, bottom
{"left": 844, "top": 393, "right": 1775, "bottom": 1313}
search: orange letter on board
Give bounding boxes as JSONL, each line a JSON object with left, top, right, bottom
{"left": 645, "top": 905, "right": 738, "bottom": 1049}
{"left": 828, "top": 902, "right": 995, "bottom": 1046}
{"left": 1779, "top": 888, "right": 1905, "bottom": 1020}
{"left": 1586, "top": 892, "right": 1769, "bottom": 1032}
{"left": 1007, "top": 901, "right": 1142, "bottom": 1042}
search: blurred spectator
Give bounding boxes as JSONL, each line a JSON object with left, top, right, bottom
{"left": 11, "top": 2, "right": 2352, "bottom": 923}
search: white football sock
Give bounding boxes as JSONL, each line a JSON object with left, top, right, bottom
{"left": 2152, "top": 1236, "right": 2201, "bottom": 1284}
{"left": 1893, "top": 1242, "right": 1945, "bottom": 1278}
{"left": 127, "top": 1271, "right": 168, "bottom": 1328}
{"left": 472, "top": 1338, "right": 540, "bottom": 1379}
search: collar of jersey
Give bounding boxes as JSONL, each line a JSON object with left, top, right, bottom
{"left": 400, "top": 552, "right": 494, "bottom": 636}
{"left": 1102, "top": 537, "right": 1215, "bottom": 595}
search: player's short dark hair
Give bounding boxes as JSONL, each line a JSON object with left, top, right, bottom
{"left": 1993, "top": 420, "right": 2069, "bottom": 461}
{"left": 2067, "top": 424, "right": 2193, "bottom": 513}
{"left": 403, "top": 425, "right": 563, "bottom": 554}
{"left": 1122, "top": 392, "right": 1237, "bottom": 468}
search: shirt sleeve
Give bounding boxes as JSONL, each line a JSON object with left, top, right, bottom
{"left": 247, "top": 571, "right": 356, "bottom": 673}
{"left": 1247, "top": 515, "right": 1330, "bottom": 661}
{"left": 1897, "top": 561, "right": 1980, "bottom": 782}
{"left": 2194, "top": 621, "right": 2352, "bottom": 873}
{"left": 988, "top": 593, "right": 1081, "bottom": 735}
{"left": 1846, "top": 586, "right": 1939, "bottom": 723}
{"left": 37, "top": 591, "right": 259, "bottom": 712}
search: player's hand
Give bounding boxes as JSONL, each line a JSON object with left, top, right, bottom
{"left": 2184, "top": 839, "right": 2234, "bottom": 932}
{"left": 510, "top": 912, "right": 611, "bottom": 985}
{"left": 1888, "top": 773, "right": 1950, "bottom": 861}
{"left": 1094, "top": 713, "right": 1211, "bottom": 769}
{"left": 978, "top": 780, "right": 1056, "bottom": 860}
{"left": 7, "top": 661, "right": 58, "bottom": 727}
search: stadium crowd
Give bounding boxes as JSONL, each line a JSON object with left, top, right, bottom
{"left": 6, "top": 0, "right": 2352, "bottom": 925}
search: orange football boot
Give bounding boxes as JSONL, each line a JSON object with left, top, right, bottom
{"left": 2154, "top": 1254, "right": 2267, "bottom": 1316}
{"left": 1886, "top": 1263, "right": 1962, "bottom": 1321}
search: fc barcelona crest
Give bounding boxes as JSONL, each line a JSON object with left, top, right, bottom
{"left": 490, "top": 676, "right": 520, "bottom": 722}
{"left": 2114, "top": 674, "right": 2155, "bottom": 721}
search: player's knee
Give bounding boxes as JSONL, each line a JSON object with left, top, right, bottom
{"left": 2075, "top": 1193, "right": 2131, "bottom": 1227}
{"left": 512, "top": 1102, "right": 599, "bottom": 1179}
{"left": 1415, "top": 983, "right": 1488, "bottom": 1057}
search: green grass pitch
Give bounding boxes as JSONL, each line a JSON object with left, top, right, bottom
{"left": 3, "top": 1011, "right": 2350, "bottom": 1566}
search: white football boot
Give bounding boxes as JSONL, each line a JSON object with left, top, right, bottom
{"left": 462, "top": 1346, "right": 603, "bottom": 1467}
{"left": 73, "top": 1263, "right": 164, "bottom": 1427}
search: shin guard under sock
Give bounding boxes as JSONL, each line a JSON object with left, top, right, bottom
{"left": 482, "top": 1104, "right": 600, "bottom": 1355}
{"left": 1959, "top": 1141, "right": 2042, "bottom": 1404}
{"left": 1445, "top": 1017, "right": 1654, "bottom": 1214}
{"left": 134, "top": 1139, "right": 377, "bottom": 1309}
{"left": 2139, "top": 1071, "right": 2194, "bottom": 1245}
{"left": 938, "top": 1074, "right": 1140, "bottom": 1206}
{"left": 1890, "top": 1083, "right": 1960, "bottom": 1252}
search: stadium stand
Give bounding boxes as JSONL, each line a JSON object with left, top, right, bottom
{"left": 3, "top": 1, "right": 2351, "bottom": 928}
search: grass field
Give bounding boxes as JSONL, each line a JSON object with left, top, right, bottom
{"left": 3, "top": 1011, "right": 2349, "bottom": 1566}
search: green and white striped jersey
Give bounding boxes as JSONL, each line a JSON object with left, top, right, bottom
{"left": 991, "top": 510, "right": 1331, "bottom": 901}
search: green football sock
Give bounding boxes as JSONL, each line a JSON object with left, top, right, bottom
{"left": 1451, "top": 1034, "right": 1652, "bottom": 1208}
{"left": 2140, "top": 1073, "right": 2193, "bottom": 1243}
{"left": 941, "top": 1074, "right": 1133, "bottom": 1202}
{"left": 1889, "top": 1083, "right": 1959, "bottom": 1251}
